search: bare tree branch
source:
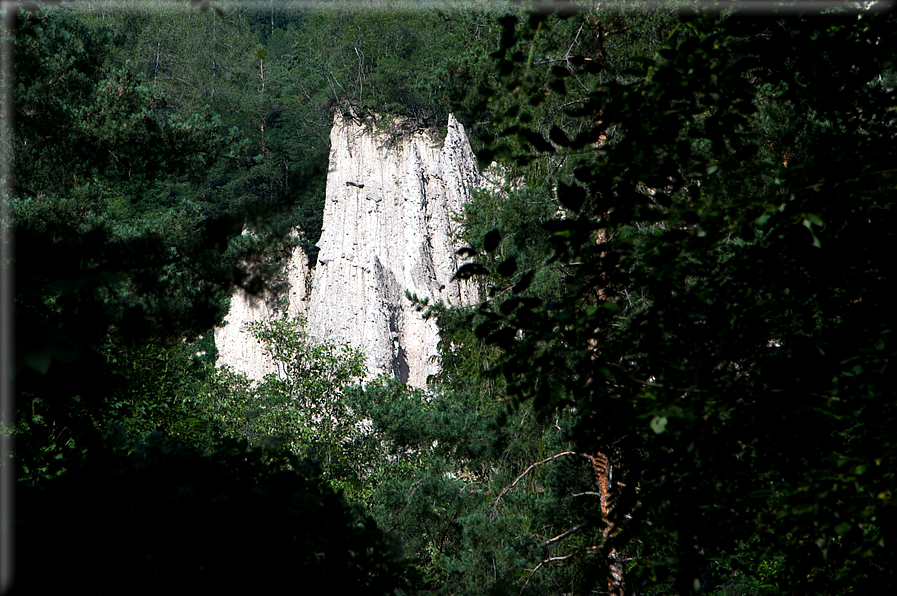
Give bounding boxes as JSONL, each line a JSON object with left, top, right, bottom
{"left": 520, "top": 553, "right": 578, "bottom": 595}
{"left": 491, "top": 451, "right": 586, "bottom": 518}
{"left": 545, "top": 523, "right": 587, "bottom": 546}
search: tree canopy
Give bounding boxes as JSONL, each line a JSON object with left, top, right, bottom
{"left": 449, "top": 1, "right": 897, "bottom": 593}
{"left": 4, "top": 4, "right": 407, "bottom": 592}
{"left": 6, "top": 1, "right": 897, "bottom": 595}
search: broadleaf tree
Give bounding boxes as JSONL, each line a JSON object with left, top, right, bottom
{"left": 201, "top": 315, "right": 376, "bottom": 495}
{"left": 454, "top": 1, "right": 897, "bottom": 594}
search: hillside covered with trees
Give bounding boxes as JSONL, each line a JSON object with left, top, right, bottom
{"left": 3, "top": 1, "right": 896, "bottom": 594}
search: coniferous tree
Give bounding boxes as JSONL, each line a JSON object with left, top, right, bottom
{"left": 7, "top": 7, "right": 406, "bottom": 591}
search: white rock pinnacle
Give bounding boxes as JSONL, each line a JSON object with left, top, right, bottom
{"left": 215, "top": 113, "right": 484, "bottom": 387}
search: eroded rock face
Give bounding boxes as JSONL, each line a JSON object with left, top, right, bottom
{"left": 215, "top": 113, "right": 484, "bottom": 387}
{"left": 214, "top": 285, "right": 282, "bottom": 381}
{"left": 214, "top": 229, "right": 308, "bottom": 381}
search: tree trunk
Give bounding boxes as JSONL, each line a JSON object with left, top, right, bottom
{"left": 591, "top": 445, "right": 628, "bottom": 596}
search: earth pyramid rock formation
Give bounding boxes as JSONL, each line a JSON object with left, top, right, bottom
{"left": 215, "top": 113, "right": 485, "bottom": 387}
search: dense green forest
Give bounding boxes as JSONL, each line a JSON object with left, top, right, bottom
{"left": 4, "top": 0, "right": 896, "bottom": 594}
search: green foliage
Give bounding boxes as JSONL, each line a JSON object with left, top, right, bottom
{"left": 199, "top": 315, "right": 605, "bottom": 594}
{"left": 74, "top": 1, "right": 326, "bottom": 257}
{"left": 457, "top": 2, "right": 897, "bottom": 593}
{"left": 100, "top": 335, "right": 219, "bottom": 444}
{"left": 11, "top": 6, "right": 239, "bottom": 200}
{"left": 7, "top": 2, "right": 283, "bottom": 484}
{"left": 201, "top": 316, "right": 373, "bottom": 494}
{"left": 460, "top": 186, "right": 566, "bottom": 301}
{"left": 8, "top": 395, "right": 90, "bottom": 486}
{"left": 16, "top": 3, "right": 897, "bottom": 593}
{"left": 345, "top": 378, "right": 602, "bottom": 594}
{"left": 66, "top": 0, "right": 519, "bottom": 264}
{"left": 289, "top": 1, "right": 509, "bottom": 127}
{"left": 12, "top": 333, "right": 217, "bottom": 485}
{"left": 10, "top": 191, "right": 257, "bottom": 422}
{"left": 470, "top": 2, "right": 681, "bottom": 177}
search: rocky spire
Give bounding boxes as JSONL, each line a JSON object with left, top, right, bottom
{"left": 215, "top": 113, "right": 484, "bottom": 387}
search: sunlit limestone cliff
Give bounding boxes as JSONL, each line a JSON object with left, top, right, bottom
{"left": 215, "top": 113, "right": 486, "bottom": 387}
